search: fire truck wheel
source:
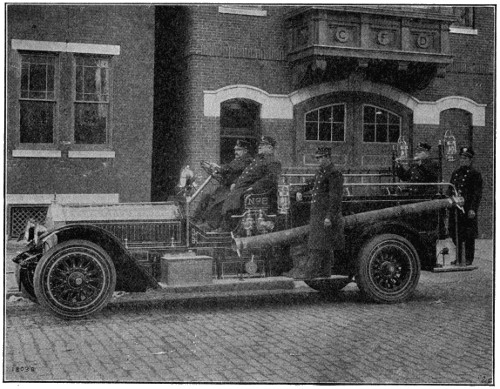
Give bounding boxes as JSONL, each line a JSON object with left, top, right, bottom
{"left": 34, "top": 240, "right": 116, "bottom": 319}
{"left": 304, "top": 277, "right": 352, "bottom": 295}
{"left": 16, "top": 265, "right": 38, "bottom": 303}
{"left": 356, "top": 234, "right": 420, "bottom": 303}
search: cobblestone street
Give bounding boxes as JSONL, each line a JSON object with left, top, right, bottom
{"left": 4, "top": 241, "right": 493, "bottom": 384}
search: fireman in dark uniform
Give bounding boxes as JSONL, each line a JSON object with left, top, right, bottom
{"left": 395, "top": 142, "right": 439, "bottom": 195}
{"left": 292, "top": 147, "right": 345, "bottom": 280}
{"left": 449, "top": 146, "right": 483, "bottom": 266}
{"left": 195, "top": 140, "right": 253, "bottom": 229}
{"left": 221, "top": 135, "right": 282, "bottom": 229}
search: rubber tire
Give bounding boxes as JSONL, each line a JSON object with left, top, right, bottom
{"left": 356, "top": 234, "right": 420, "bottom": 303}
{"left": 305, "top": 277, "right": 352, "bottom": 295}
{"left": 34, "top": 240, "right": 116, "bottom": 319}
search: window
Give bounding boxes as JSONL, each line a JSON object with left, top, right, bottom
{"left": 363, "top": 105, "right": 401, "bottom": 143}
{"left": 19, "top": 53, "right": 56, "bottom": 144}
{"left": 305, "top": 104, "right": 345, "bottom": 142}
{"left": 13, "top": 40, "right": 119, "bottom": 157}
{"left": 74, "top": 56, "right": 110, "bottom": 144}
{"left": 452, "top": 7, "right": 474, "bottom": 28}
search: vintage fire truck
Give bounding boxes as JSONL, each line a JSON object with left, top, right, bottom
{"left": 12, "top": 159, "right": 472, "bottom": 319}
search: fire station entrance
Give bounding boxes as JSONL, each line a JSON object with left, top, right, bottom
{"left": 297, "top": 92, "right": 413, "bottom": 171}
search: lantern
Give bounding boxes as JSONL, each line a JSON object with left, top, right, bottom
{"left": 278, "top": 183, "right": 290, "bottom": 214}
{"left": 397, "top": 136, "right": 409, "bottom": 160}
{"left": 443, "top": 130, "right": 457, "bottom": 162}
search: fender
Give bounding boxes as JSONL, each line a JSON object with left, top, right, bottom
{"left": 349, "top": 217, "right": 440, "bottom": 271}
{"left": 15, "top": 223, "right": 159, "bottom": 292}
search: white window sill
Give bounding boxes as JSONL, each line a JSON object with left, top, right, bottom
{"left": 68, "top": 150, "right": 115, "bottom": 159}
{"left": 450, "top": 27, "right": 478, "bottom": 35}
{"left": 12, "top": 149, "right": 61, "bottom": 158}
{"left": 218, "top": 6, "right": 267, "bottom": 17}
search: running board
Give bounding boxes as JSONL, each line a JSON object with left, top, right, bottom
{"left": 432, "top": 265, "right": 478, "bottom": 273}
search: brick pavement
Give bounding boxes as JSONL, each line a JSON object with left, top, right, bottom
{"left": 4, "top": 240, "right": 493, "bottom": 384}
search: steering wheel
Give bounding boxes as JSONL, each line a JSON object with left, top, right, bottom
{"left": 200, "top": 161, "right": 223, "bottom": 183}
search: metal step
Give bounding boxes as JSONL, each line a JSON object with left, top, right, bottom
{"left": 432, "top": 264, "right": 478, "bottom": 273}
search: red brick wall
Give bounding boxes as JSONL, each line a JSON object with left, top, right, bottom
{"left": 159, "top": 5, "right": 494, "bottom": 237}
{"left": 7, "top": 5, "right": 155, "bottom": 203}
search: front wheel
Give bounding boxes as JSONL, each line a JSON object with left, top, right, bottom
{"left": 34, "top": 240, "right": 116, "bottom": 319}
{"left": 356, "top": 234, "right": 420, "bottom": 303}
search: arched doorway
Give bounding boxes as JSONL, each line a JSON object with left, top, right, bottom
{"left": 296, "top": 92, "right": 413, "bottom": 170}
{"left": 220, "top": 99, "right": 260, "bottom": 164}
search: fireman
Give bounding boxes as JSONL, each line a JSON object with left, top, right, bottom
{"left": 290, "top": 147, "right": 345, "bottom": 280}
{"left": 449, "top": 146, "right": 483, "bottom": 266}
{"left": 395, "top": 142, "right": 439, "bottom": 195}
{"left": 194, "top": 139, "right": 253, "bottom": 229}
{"left": 220, "top": 136, "right": 282, "bottom": 230}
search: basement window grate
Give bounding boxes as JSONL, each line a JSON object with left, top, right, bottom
{"left": 9, "top": 206, "right": 48, "bottom": 239}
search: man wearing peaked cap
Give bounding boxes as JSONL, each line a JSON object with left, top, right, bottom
{"left": 449, "top": 146, "right": 483, "bottom": 266}
{"left": 221, "top": 135, "right": 282, "bottom": 229}
{"left": 259, "top": 135, "right": 277, "bottom": 148}
{"left": 194, "top": 139, "right": 253, "bottom": 229}
{"left": 395, "top": 141, "right": 439, "bottom": 195}
{"left": 234, "top": 139, "right": 250, "bottom": 151}
{"left": 287, "top": 146, "right": 344, "bottom": 280}
{"left": 416, "top": 142, "right": 432, "bottom": 152}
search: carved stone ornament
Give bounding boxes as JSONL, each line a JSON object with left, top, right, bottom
{"left": 377, "top": 30, "right": 392, "bottom": 46}
{"left": 416, "top": 33, "right": 431, "bottom": 49}
{"left": 335, "top": 27, "right": 349, "bottom": 43}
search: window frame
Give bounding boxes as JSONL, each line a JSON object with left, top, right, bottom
{"left": 362, "top": 104, "right": 402, "bottom": 144}
{"left": 450, "top": 6, "right": 478, "bottom": 35}
{"left": 17, "top": 51, "right": 60, "bottom": 150}
{"left": 72, "top": 54, "right": 113, "bottom": 149}
{"left": 11, "top": 40, "right": 119, "bottom": 157}
{"left": 304, "top": 103, "right": 346, "bottom": 143}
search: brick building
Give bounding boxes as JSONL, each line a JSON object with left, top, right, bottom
{"left": 152, "top": 5, "right": 494, "bottom": 238}
{"left": 6, "top": 5, "right": 155, "bottom": 237}
{"left": 6, "top": 5, "right": 494, "bottom": 238}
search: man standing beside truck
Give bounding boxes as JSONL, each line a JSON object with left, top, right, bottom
{"left": 449, "top": 146, "right": 483, "bottom": 266}
{"left": 291, "top": 147, "right": 345, "bottom": 280}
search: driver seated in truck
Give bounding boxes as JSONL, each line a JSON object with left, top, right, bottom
{"left": 221, "top": 135, "right": 282, "bottom": 231}
{"left": 395, "top": 142, "right": 439, "bottom": 195}
{"left": 194, "top": 139, "right": 253, "bottom": 230}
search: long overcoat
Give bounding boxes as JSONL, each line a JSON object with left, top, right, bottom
{"left": 308, "top": 162, "right": 345, "bottom": 251}
{"left": 449, "top": 165, "right": 483, "bottom": 239}
{"left": 195, "top": 154, "right": 253, "bottom": 224}
{"left": 395, "top": 158, "right": 439, "bottom": 194}
{"left": 211, "top": 153, "right": 253, "bottom": 204}
{"left": 222, "top": 153, "right": 281, "bottom": 214}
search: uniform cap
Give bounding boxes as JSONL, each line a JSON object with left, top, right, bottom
{"left": 259, "top": 136, "right": 277, "bottom": 147}
{"left": 459, "top": 146, "right": 474, "bottom": 158}
{"left": 314, "top": 147, "right": 332, "bottom": 157}
{"left": 416, "top": 142, "right": 432, "bottom": 151}
{"left": 234, "top": 139, "right": 250, "bottom": 150}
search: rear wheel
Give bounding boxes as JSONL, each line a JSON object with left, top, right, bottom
{"left": 34, "top": 240, "right": 116, "bottom": 319}
{"left": 356, "top": 234, "right": 420, "bottom": 303}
